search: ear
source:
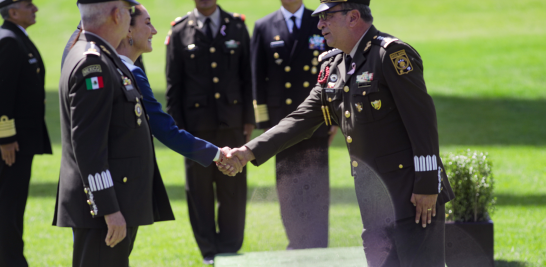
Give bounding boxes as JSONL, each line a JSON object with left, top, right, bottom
{"left": 112, "top": 6, "right": 122, "bottom": 25}
{"left": 9, "top": 7, "right": 18, "bottom": 20}
{"left": 348, "top": 10, "right": 361, "bottom": 27}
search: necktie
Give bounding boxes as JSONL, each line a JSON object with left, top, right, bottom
{"left": 290, "top": 16, "right": 299, "bottom": 37}
{"left": 345, "top": 55, "right": 353, "bottom": 72}
{"left": 204, "top": 18, "right": 213, "bottom": 41}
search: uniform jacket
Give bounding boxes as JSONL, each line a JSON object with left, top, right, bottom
{"left": 246, "top": 26, "right": 455, "bottom": 214}
{"left": 54, "top": 32, "right": 174, "bottom": 228}
{"left": 0, "top": 21, "right": 51, "bottom": 155}
{"left": 123, "top": 59, "right": 218, "bottom": 167}
{"left": 251, "top": 7, "right": 329, "bottom": 137}
{"left": 165, "top": 6, "right": 253, "bottom": 133}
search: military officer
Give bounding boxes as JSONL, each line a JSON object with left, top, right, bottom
{"left": 221, "top": 0, "right": 456, "bottom": 266}
{"left": 165, "top": 0, "right": 253, "bottom": 264}
{"left": 0, "top": 0, "right": 52, "bottom": 266}
{"left": 250, "top": 0, "right": 336, "bottom": 249}
{"left": 55, "top": 0, "right": 175, "bottom": 266}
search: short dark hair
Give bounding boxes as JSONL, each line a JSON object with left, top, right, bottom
{"left": 0, "top": 2, "right": 21, "bottom": 20}
{"left": 129, "top": 5, "right": 142, "bottom": 26}
{"left": 340, "top": 3, "right": 373, "bottom": 23}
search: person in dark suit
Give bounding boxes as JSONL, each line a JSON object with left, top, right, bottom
{"left": 0, "top": 1, "right": 52, "bottom": 266}
{"left": 54, "top": 1, "right": 176, "bottom": 266}
{"left": 221, "top": 0, "right": 456, "bottom": 266}
{"left": 165, "top": 0, "right": 253, "bottom": 264}
{"left": 251, "top": 0, "right": 337, "bottom": 249}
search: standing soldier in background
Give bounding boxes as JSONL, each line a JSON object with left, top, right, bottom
{"left": 251, "top": 0, "right": 336, "bottom": 249}
{"left": 55, "top": 0, "right": 175, "bottom": 266}
{"left": 0, "top": 1, "right": 52, "bottom": 266}
{"left": 165, "top": 0, "right": 253, "bottom": 264}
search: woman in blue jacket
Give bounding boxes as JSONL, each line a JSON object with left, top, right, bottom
{"left": 115, "top": 5, "right": 241, "bottom": 172}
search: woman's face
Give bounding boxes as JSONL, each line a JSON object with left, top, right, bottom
{"left": 131, "top": 5, "right": 157, "bottom": 54}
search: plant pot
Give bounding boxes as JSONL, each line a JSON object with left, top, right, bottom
{"left": 445, "top": 220, "right": 494, "bottom": 267}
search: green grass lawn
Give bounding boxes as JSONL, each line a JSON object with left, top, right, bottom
{"left": 9, "top": 0, "right": 546, "bottom": 266}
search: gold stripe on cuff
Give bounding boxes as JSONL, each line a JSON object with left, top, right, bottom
{"left": 253, "top": 102, "right": 269, "bottom": 123}
{"left": 0, "top": 116, "right": 16, "bottom": 138}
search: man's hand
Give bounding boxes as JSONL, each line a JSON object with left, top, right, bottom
{"left": 328, "top": 126, "right": 338, "bottom": 147}
{"left": 104, "top": 211, "right": 127, "bottom": 248}
{"left": 243, "top": 124, "right": 255, "bottom": 143}
{"left": 217, "top": 146, "right": 255, "bottom": 176}
{"left": 410, "top": 193, "right": 438, "bottom": 228}
{"left": 0, "top": 141, "right": 19, "bottom": 166}
{"left": 216, "top": 147, "right": 243, "bottom": 174}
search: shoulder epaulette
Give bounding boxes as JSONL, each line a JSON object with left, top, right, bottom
{"left": 371, "top": 35, "right": 400, "bottom": 49}
{"left": 319, "top": 49, "right": 342, "bottom": 62}
{"left": 170, "top": 14, "right": 189, "bottom": 27}
{"left": 83, "top": 41, "right": 100, "bottom": 57}
{"left": 231, "top": 13, "right": 246, "bottom": 22}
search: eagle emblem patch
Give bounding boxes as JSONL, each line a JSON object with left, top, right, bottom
{"left": 390, "top": 50, "right": 413, "bottom": 75}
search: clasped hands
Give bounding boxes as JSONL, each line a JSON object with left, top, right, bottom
{"left": 216, "top": 146, "right": 255, "bottom": 176}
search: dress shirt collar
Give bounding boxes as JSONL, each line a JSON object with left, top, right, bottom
{"left": 349, "top": 26, "right": 370, "bottom": 58}
{"left": 82, "top": 30, "right": 120, "bottom": 57}
{"left": 280, "top": 4, "right": 305, "bottom": 32}
{"left": 16, "top": 24, "right": 28, "bottom": 36}
{"left": 119, "top": 55, "right": 134, "bottom": 67}
{"left": 194, "top": 6, "right": 221, "bottom": 29}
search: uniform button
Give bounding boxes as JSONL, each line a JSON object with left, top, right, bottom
{"left": 286, "top": 98, "right": 293, "bottom": 105}
{"left": 195, "top": 103, "right": 200, "bottom": 108}
{"left": 213, "top": 77, "right": 219, "bottom": 83}
{"left": 215, "top": 93, "right": 221, "bottom": 99}
{"left": 328, "top": 97, "right": 332, "bottom": 102}
{"left": 274, "top": 52, "right": 279, "bottom": 59}
{"left": 441, "top": 178, "right": 444, "bottom": 182}
{"left": 190, "top": 54, "right": 195, "bottom": 59}
{"left": 311, "top": 67, "right": 317, "bottom": 75}
{"left": 233, "top": 100, "right": 238, "bottom": 104}
{"left": 352, "top": 161, "right": 358, "bottom": 168}
{"left": 90, "top": 211, "right": 95, "bottom": 216}
{"left": 347, "top": 136, "right": 352, "bottom": 143}
{"left": 362, "top": 91, "right": 367, "bottom": 96}
{"left": 285, "top": 82, "right": 291, "bottom": 89}
{"left": 303, "top": 65, "right": 310, "bottom": 71}
{"left": 303, "top": 81, "right": 309, "bottom": 88}
{"left": 344, "top": 86, "right": 349, "bottom": 92}
{"left": 399, "top": 164, "right": 403, "bottom": 169}
{"left": 210, "top": 47, "right": 216, "bottom": 53}
{"left": 87, "top": 200, "right": 92, "bottom": 205}
{"left": 345, "top": 111, "right": 351, "bottom": 118}
{"left": 313, "top": 50, "right": 319, "bottom": 56}
{"left": 84, "top": 188, "right": 88, "bottom": 194}
{"left": 441, "top": 187, "right": 444, "bottom": 191}
{"left": 136, "top": 97, "right": 139, "bottom": 103}
{"left": 211, "top": 62, "right": 217, "bottom": 68}
{"left": 37, "top": 68, "right": 40, "bottom": 73}
{"left": 123, "top": 177, "right": 128, "bottom": 183}
{"left": 285, "top": 66, "right": 291, "bottom": 72}
{"left": 230, "top": 50, "right": 235, "bottom": 55}
{"left": 312, "top": 58, "right": 319, "bottom": 66}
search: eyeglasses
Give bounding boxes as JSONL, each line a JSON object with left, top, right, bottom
{"left": 129, "top": 6, "right": 135, "bottom": 15}
{"left": 318, "top": 9, "right": 353, "bottom": 21}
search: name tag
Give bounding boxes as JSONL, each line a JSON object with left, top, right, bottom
{"left": 125, "top": 84, "right": 134, "bottom": 91}
{"left": 29, "top": 58, "right": 37, "bottom": 64}
{"left": 270, "top": 41, "right": 285, "bottom": 48}
{"left": 357, "top": 82, "right": 372, "bottom": 88}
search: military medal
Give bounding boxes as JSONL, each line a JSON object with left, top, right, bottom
{"left": 355, "top": 103, "right": 363, "bottom": 112}
{"left": 371, "top": 100, "right": 382, "bottom": 110}
{"left": 327, "top": 82, "right": 335, "bottom": 89}
{"left": 329, "top": 74, "right": 338, "bottom": 83}
{"left": 135, "top": 102, "right": 143, "bottom": 126}
{"left": 308, "top": 34, "right": 325, "bottom": 50}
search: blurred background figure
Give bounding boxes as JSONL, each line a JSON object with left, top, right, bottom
{"left": 250, "top": 0, "right": 335, "bottom": 249}
{"left": 0, "top": 0, "right": 51, "bottom": 266}
{"left": 165, "top": 0, "right": 254, "bottom": 264}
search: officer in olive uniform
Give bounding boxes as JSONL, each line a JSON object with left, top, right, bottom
{"left": 165, "top": 1, "right": 253, "bottom": 263}
{"left": 0, "top": 1, "right": 52, "bottom": 266}
{"left": 250, "top": 0, "right": 333, "bottom": 249}
{"left": 55, "top": 0, "right": 174, "bottom": 266}
{"left": 222, "top": 1, "right": 455, "bottom": 266}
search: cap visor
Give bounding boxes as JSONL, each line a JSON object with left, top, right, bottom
{"left": 124, "top": 0, "right": 140, "bottom": 6}
{"left": 311, "top": 3, "right": 340, "bottom": 17}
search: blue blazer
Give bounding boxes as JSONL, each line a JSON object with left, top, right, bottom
{"left": 126, "top": 62, "right": 218, "bottom": 166}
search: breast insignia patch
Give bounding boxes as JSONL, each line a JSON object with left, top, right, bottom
{"left": 390, "top": 49, "right": 413, "bottom": 75}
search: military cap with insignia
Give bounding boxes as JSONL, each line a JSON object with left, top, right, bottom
{"left": 0, "top": 0, "right": 21, "bottom": 8}
{"left": 311, "top": 0, "right": 371, "bottom": 16}
{"left": 76, "top": 0, "right": 140, "bottom": 6}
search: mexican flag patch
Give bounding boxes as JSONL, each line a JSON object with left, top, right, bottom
{"left": 86, "top": 76, "right": 104, "bottom": 90}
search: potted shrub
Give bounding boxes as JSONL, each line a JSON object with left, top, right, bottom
{"left": 442, "top": 150, "right": 496, "bottom": 267}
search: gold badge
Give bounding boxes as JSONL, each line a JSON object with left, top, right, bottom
{"left": 135, "top": 103, "right": 143, "bottom": 117}
{"left": 371, "top": 100, "right": 382, "bottom": 110}
{"left": 390, "top": 50, "right": 414, "bottom": 75}
{"left": 274, "top": 35, "right": 280, "bottom": 41}
{"left": 137, "top": 118, "right": 142, "bottom": 126}
{"left": 355, "top": 103, "right": 363, "bottom": 112}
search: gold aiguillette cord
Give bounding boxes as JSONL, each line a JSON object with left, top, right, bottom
{"left": 325, "top": 106, "right": 333, "bottom": 126}
{"left": 321, "top": 106, "right": 330, "bottom": 126}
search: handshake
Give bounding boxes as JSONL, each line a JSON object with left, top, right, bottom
{"left": 215, "top": 146, "right": 256, "bottom": 176}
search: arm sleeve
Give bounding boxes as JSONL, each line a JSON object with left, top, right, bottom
{"left": 239, "top": 22, "right": 255, "bottom": 125}
{"left": 250, "top": 22, "right": 271, "bottom": 129}
{"left": 0, "top": 38, "right": 23, "bottom": 144}
{"left": 245, "top": 85, "right": 325, "bottom": 166}
{"left": 133, "top": 67, "right": 218, "bottom": 167}
{"left": 165, "top": 28, "right": 186, "bottom": 129}
{"left": 382, "top": 44, "right": 442, "bottom": 195}
{"left": 69, "top": 57, "right": 119, "bottom": 217}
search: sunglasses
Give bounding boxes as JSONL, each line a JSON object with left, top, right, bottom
{"left": 318, "top": 9, "right": 353, "bottom": 21}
